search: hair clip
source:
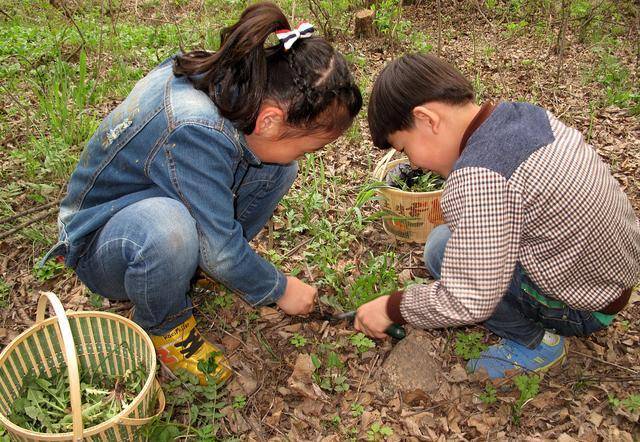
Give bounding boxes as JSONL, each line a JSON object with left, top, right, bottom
{"left": 275, "top": 22, "right": 314, "bottom": 51}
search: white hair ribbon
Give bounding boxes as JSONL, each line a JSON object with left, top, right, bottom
{"left": 275, "top": 22, "right": 315, "bottom": 51}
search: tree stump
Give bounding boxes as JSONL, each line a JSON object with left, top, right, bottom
{"left": 354, "top": 9, "right": 375, "bottom": 38}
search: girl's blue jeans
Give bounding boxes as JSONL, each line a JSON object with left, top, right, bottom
{"left": 424, "top": 225, "right": 607, "bottom": 349}
{"left": 74, "top": 162, "right": 297, "bottom": 335}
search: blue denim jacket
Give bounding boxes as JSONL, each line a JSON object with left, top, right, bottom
{"left": 45, "top": 57, "right": 287, "bottom": 306}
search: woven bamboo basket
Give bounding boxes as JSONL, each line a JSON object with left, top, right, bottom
{"left": 373, "top": 150, "right": 445, "bottom": 243}
{"left": 0, "top": 292, "right": 165, "bottom": 441}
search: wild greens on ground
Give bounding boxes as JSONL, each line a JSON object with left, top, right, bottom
{"left": 386, "top": 163, "right": 445, "bottom": 192}
{"left": 8, "top": 366, "right": 145, "bottom": 433}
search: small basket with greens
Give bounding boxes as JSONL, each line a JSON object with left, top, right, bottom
{"left": 372, "top": 151, "right": 446, "bottom": 243}
{"left": 385, "top": 163, "right": 446, "bottom": 193}
{"left": 0, "top": 292, "right": 164, "bottom": 441}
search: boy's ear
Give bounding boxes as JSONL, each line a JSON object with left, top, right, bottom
{"left": 412, "top": 105, "right": 440, "bottom": 134}
{"left": 254, "top": 105, "right": 285, "bottom": 137}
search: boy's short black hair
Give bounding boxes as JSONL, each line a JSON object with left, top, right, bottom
{"left": 368, "top": 53, "right": 475, "bottom": 149}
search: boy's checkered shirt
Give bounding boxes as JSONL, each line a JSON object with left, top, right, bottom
{"left": 398, "top": 104, "right": 640, "bottom": 329}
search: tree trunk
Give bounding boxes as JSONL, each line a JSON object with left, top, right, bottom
{"left": 556, "top": 0, "right": 570, "bottom": 82}
{"left": 354, "top": 9, "right": 375, "bottom": 38}
{"left": 437, "top": 0, "right": 442, "bottom": 55}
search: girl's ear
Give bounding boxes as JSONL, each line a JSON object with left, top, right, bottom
{"left": 412, "top": 105, "right": 440, "bottom": 134}
{"left": 253, "top": 105, "right": 286, "bottom": 137}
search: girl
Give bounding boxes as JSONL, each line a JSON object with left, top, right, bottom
{"left": 45, "top": 2, "right": 362, "bottom": 383}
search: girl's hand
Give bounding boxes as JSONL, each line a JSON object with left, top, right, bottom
{"left": 354, "top": 296, "right": 393, "bottom": 339}
{"left": 277, "top": 276, "right": 317, "bottom": 315}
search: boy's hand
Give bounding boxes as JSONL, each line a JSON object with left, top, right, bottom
{"left": 355, "top": 295, "right": 393, "bottom": 339}
{"left": 277, "top": 276, "right": 317, "bottom": 315}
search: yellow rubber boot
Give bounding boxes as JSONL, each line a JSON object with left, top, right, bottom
{"left": 151, "top": 316, "right": 232, "bottom": 385}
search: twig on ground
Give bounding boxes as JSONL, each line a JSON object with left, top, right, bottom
{"left": 58, "top": 1, "right": 86, "bottom": 48}
{"left": 261, "top": 418, "right": 287, "bottom": 439}
{"left": 0, "top": 84, "right": 42, "bottom": 137}
{"left": 284, "top": 236, "right": 314, "bottom": 257}
{"left": 0, "top": 247, "right": 22, "bottom": 275}
{"left": 569, "top": 350, "right": 639, "bottom": 375}
{"left": 355, "top": 353, "right": 380, "bottom": 403}
{"left": 0, "top": 200, "right": 59, "bottom": 225}
{"left": 473, "top": 0, "right": 495, "bottom": 29}
{"left": 0, "top": 208, "right": 57, "bottom": 241}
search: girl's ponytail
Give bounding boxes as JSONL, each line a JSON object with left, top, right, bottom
{"left": 174, "top": 2, "right": 289, "bottom": 132}
{"left": 174, "top": 2, "right": 362, "bottom": 135}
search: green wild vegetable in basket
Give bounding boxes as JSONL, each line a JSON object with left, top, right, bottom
{"left": 386, "top": 163, "right": 445, "bottom": 192}
{"left": 8, "top": 365, "right": 146, "bottom": 433}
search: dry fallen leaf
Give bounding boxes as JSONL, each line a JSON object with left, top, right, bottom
{"left": 402, "top": 389, "right": 429, "bottom": 406}
{"left": 221, "top": 334, "right": 242, "bottom": 352}
{"left": 259, "top": 306, "right": 283, "bottom": 322}
{"left": 287, "top": 353, "right": 328, "bottom": 400}
{"left": 588, "top": 412, "right": 603, "bottom": 428}
{"left": 264, "top": 396, "right": 285, "bottom": 427}
{"left": 447, "top": 364, "right": 468, "bottom": 383}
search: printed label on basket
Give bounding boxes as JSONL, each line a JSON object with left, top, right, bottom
{"left": 393, "top": 199, "right": 444, "bottom": 222}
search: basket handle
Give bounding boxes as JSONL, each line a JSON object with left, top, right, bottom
{"left": 372, "top": 149, "right": 396, "bottom": 182}
{"left": 117, "top": 379, "right": 166, "bottom": 426}
{"left": 36, "top": 292, "right": 84, "bottom": 441}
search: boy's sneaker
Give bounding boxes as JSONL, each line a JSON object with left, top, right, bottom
{"left": 467, "top": 332, "right": 566, "bottom": 379}
{"left": 151, "top": 316, "right": 232, "bottom": 385}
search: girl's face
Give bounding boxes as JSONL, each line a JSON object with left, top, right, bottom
{"left": 245, "top": 103, "right": 342, "bottom": 164}
{"left": 250, "top": 131, "right": 339, "bottom": 164}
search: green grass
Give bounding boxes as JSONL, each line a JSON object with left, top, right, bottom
{"left": 512, "top": 374, "right": 540, "bottom": 423}
{"left": 272, "top": 153, "right": 391, "bottom": 311}
{"left": 587, "top": 47, "right": 639, "bottom": 114}
{"left": 0, "top": 278, "right": 10, "bottom": 308}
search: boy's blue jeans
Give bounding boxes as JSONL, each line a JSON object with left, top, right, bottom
{"left": 73, "top": 162, "right": 297, "bottom": 335}
{"left": 424, "top": 225, "right": 607, "bottom": 348}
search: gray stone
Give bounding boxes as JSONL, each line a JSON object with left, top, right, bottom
{"left": 381, "top": 328, "right": 444, "bottom": 395}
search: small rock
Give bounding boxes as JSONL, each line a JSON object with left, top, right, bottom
{"left": 381, "top": 329, "right": 444, "bottom": 395}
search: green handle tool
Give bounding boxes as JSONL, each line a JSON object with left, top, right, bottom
{"left": 329, "top": 310, "right": 406, "bottom": 339}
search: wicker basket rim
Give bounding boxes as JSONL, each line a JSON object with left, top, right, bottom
{"left": 374, "top": 158, "right": 445, "bottom": 197}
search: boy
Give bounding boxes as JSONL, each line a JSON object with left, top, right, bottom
{"left": 356, "top": 53, "right": 640, "bottom": 379}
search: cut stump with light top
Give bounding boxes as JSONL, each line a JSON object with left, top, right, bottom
{"left": 355, "top": 9, "right": 375, "bottom": 38}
